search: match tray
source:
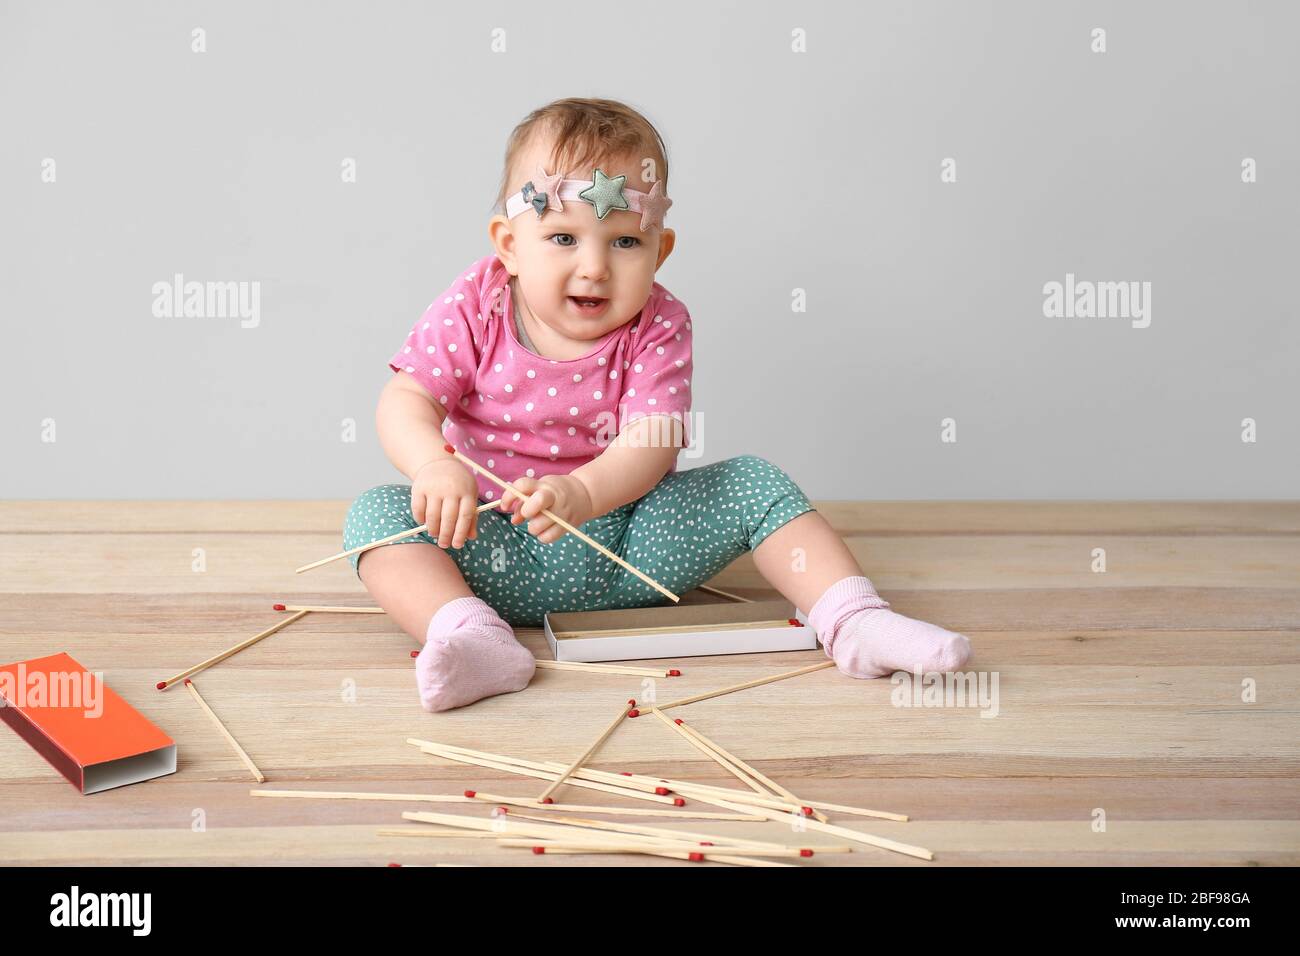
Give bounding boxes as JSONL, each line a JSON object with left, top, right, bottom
{"left": 543, "top": 599, "right": 819, "bottom": 663}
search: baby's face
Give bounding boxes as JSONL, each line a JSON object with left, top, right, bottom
{"left": 490, "top": 144, "right": 675, "bottom": 344}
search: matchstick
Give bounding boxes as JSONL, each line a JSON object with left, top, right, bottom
{"left": 273, "top": 604, "right": 385, "bottom": 614}
{"left": 407, "top": 738, "right": 907, "bottom": 823}
{"left": 410, "top": 741, "right": 682, "bottom": 806}
{"left": 641, "top": 660, "right": 837, "bottom": 713}
{"left": 294, "top": 500, "right": 501, "bottom": 573}
{"left": 157, "top": 609, "right": 311, "bottom": 690}
{"left": 183, "top": 679, "right": 265, "bottom": 783}
{"left": 398, "top": 809, "right": 793, "bottom": 867}
{"left": 514, "top": 844, "right": 791, "bottom": 867}
{"left": 533, "top": 659, "right": 681, "bottom": 678}
{"left": 688, "top": 794, "right": 934, "bottom": 861}
{"left": 252, "top": 789, "right": 472, "bottom": 804}
{"left": 500, "top": 809, "right": 845, "bottom": 853}
{"left": 386, "top": 861, "right": 480, "bottom": 866}
{"left": 440, "top": 444, "right": 679, "bottom": 602}
{"left": 670, "top": 715, "right": 831, "bottom": 824}
{"left": 498, "top": 840, "right": 812, "bottom": 860}
{"left": 694, "top": 584, "right": 754, "bottom": 603}
{"left": 410, "top": 737, "right": 797, "bottom": 809}
{"left": 535, "top": 698, "right": 638, "bottom": 803}
{"left": 411, "top": 738, "right": 808, "bottom": 816}
{"left": 396, "top": 812, "right": 781, "bottom": 866}
{"left": 378, "top": 829, "right": 501, "bottom": 839}
{"left": 648, "top": 707, "right": 768, "bottom": 795}
{"left": 460, "top": 791, "right": 759, "bottom": 820}
{"left": 553, "top": 619, "right": 802, "bottom": 640}
{"left": 410, "top": 738, "right": 671, "bottom": 794}
{"left": 413, "top": 740, "right": 668, "bottom": 796}
{"left": 249, "top": 787, "right": 753, "bottom": 819}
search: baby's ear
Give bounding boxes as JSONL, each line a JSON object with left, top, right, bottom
{"left": 655, "top": 227, "right": 676, "bottom": 270}
{"left": 488, "top": 214, "right": 519, "bottom": 272}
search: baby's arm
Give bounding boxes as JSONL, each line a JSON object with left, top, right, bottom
{"left": 377, "top": 372, "right": 480, "bottom": 547}
{"left": 570, "top": 414, "right": 684, "bottom": 515}
{"left": 376, "top": 371, "right": 450, "bottom": 479}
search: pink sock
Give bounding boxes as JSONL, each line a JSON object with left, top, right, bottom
{"left": 808, "top": 575, "right": 971, "bottom": 678}
{"left": 415, "top": 596, "right": 536, "bottom": 712}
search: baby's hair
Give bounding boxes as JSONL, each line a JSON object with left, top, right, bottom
{"left": 493, "top": 97, "right": 670, "bottom": 216}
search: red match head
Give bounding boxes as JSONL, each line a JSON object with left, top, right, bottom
{"left": 668, "top": 669, "right": 681, "bottom": 677}
{"left": 541, "top": 798, "right": 554, "bottom": 805}
{"left": 183, "top": 679, "right": 192, "bottom": 686}
{"left": 387, "top": 862, "right": 402, "bottom": 867}
{"left": 532, "top": 846, "right": 545, "bottom": 855}
{"left": 443, "top": 443, "right": 455, "bottom": 454}
{"left": 654, "top": 787, "right": 670, "bottom": 796}
{"left": 273, "top": 604, "right": 286, "bottom": 611}
{"left": 627, "top": 699, "right": 637, "bottom": 706}
{"left": 687, "top": 852, "right": 704, "bottom": 862}
{"left": 410, "top": 650, "right": 419, "bottom": 658}
{"left": 788, "top": 618, "right": 801, "bottom": 626}
{"left": 674, "top": 719, "right": 683, "bottom": 725}
{"left": 496, "top": 807, "right": 509, "bottom": 814}
{"left": 627, "top": 709, "right": 640, "bottom": 718}
{"left": 800, "top": 849, "right": 814, "bottom": 857}
{"left": 801, "top": 806, "right": 814, "bottom": 816}
{"left": 673, "top": 798, "right": 685, "bottom": 807}
{"left": 155, "top": 681, "right": 166, "bottom": 690}
{"left": 463, "top": 790, "right": 476, "bottom": 798}
{"left": 620, "top": 772, "right": 633, "bottom": 776}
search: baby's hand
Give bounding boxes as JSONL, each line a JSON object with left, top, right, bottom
{"left": 500, "top": 475, "right": 593, "bottom": 544}
{"left": 411, "top": 459, "right": 479, "bottom": 550}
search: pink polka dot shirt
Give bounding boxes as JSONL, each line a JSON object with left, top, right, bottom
{"left": 390, "top": 253, "right": 694, "bottom": 503}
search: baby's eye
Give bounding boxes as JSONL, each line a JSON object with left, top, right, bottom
{"left": 548, "top": 234, "right": 576, "bottom": 247}
{"left": 614, "top": 236, "right": 641, "bottom": 249}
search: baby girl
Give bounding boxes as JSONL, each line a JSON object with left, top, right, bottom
{"left": 344, "top": 97, "right": 972, "bottom": 712}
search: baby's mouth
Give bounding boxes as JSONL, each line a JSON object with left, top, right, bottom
{"left": 568, "top": 295, "right": 609, "bottom": 314}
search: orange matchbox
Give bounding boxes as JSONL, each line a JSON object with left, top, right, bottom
{"left": 0, "top": 652, "right": 177, "bottom": 794}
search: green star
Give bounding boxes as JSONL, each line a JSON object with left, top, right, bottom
{"left": 577, "top": 168, "right": 630, "bottom": 220}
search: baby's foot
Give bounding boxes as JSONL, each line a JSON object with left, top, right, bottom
{"left": 416, "top": 597, "right": 536, "bottom": 712}
{"left": 808, "top": 575, "right": 972, "bottom": 679}
{"left": 832, "top": 606, "right": 971, "bottom": 678}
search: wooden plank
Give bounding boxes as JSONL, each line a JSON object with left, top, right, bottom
{"left": 725, "top": 535, "right": 1300, "bottom": 589}
{"left": 0, "top": 821, "right": 1293, "bottom": 866}
{"left": 5, "top": 532, "right": 1300, "bottom": 593}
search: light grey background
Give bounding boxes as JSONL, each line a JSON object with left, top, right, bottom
{"left": 3, "top": 0, "right": 1296, "bottom": 500}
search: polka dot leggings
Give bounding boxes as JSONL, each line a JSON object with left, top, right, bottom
{"left": 342, "top": 455, "right": 815, "bottom": 628}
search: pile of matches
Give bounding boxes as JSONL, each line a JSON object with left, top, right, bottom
{"left": 254, "top": 685, "right": 933, "bottom": 866}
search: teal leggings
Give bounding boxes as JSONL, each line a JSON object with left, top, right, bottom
{"left": 343, "top": 455, "right": 815, "bottom": 628}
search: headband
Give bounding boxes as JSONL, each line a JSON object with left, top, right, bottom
{"left": 505, "top": 165, "right": 672, "bottom": 232}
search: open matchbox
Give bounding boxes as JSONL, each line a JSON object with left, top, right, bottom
{"left": 543, "top": 599, "right": 819, "bottom": 662}
{"left": 0, "top": 652, "right": 177, "bottom": 794}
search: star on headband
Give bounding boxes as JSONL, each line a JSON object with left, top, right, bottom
{"left": 505, "top": 167, "right": 672, "bottom": 232}
{"left": 520, "top": 164, "right": 565, "bottom": 218}
{"left": 635, "top": 179, "right": 672, "bottom": 232}
{"left": 578, "top": 168, "right": 630, "bottom": 220}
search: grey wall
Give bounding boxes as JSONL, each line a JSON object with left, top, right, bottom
{"left": 3, "top": 0, "right": 1296, "bottom": 500}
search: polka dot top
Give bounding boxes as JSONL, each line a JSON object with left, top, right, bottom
{"left": 390, "top": 253, "right": 694, "bottom": 502}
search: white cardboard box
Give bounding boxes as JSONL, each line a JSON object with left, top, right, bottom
{"left": 543, "top": 599, "right": 819, "bottom": 663}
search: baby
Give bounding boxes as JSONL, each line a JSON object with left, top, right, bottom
{"left": 344, "top": 97, "right": 971, "bottom": 712}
